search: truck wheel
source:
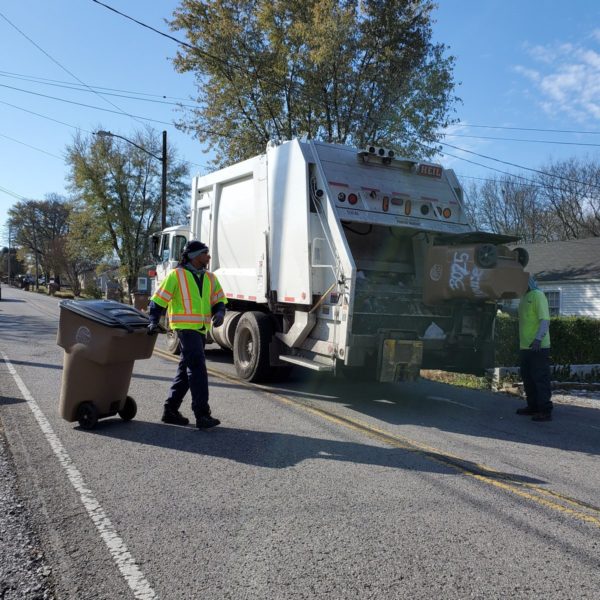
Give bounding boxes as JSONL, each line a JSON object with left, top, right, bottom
{"left": 76, "top": 402, "right": 98, "bottom": 430}
{"left": 165, "top": 329, "right": 181, "bottom": 355}
{"left": 118, "top": 396, "right": 137, "bottom": 421}
{"left": 233, "top": 311, "right": 273, "bottom": 382}
{"left": 475, "top": 244, "right": 498, "bottom": 268}
{"left": 164, "top": 315, "right": 181, "bottom": 355}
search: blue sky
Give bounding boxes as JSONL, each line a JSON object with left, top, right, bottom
{"left": 1, "top": 0, "right": 600, "bottom": 241}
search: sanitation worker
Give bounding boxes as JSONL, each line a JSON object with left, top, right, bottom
{"left": 147, "top": 240, "right": 227, "bottom": 429}
{"left": 516, "top": 276, "right": 553, "bottom": 421}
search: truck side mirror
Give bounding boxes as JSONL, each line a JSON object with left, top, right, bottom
{"left": 149, "top": 234, "right": 160, "bottom": 261}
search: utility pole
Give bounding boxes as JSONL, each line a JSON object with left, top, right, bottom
{"left": 96, "top": 129, "right": 168, "bottom": 230}
{"left": 161, "top": 130, "right": 167, "bottom": 231}
{"left": 7, "top": 224, "right": 11, "bottom": 285}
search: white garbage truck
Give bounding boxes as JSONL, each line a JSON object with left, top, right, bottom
{"left": 151, "top": 139, "right": 528, "bottom": 383}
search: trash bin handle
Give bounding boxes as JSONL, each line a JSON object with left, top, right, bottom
{"left": 108, "top": 308, "right": 139, "bottom": 333}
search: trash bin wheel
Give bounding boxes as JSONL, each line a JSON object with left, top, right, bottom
{"left": 475, "top": 244, "right": 498, "bottom": 268}
{"left": 76, "top": 402, "right": 98, "bottom": 429}
{"left": 118, "top": 396, "right": 137, "bottom": 421}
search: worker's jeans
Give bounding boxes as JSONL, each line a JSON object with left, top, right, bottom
{"left": 165, "top": 329, "right": 210, "bottom": 417}
{"left": 520, "top": 348, "right": 553, "bottom": 414}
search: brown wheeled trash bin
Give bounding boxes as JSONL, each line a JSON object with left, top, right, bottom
{"left": 57, "top": 300, "right": 157, "bottom": 429}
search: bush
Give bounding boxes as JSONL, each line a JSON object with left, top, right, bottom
{"left": 82, "top": 284, "right": 102, "bottom": 299}
{"left": 495, "top": 313, "right": 600, "bottom": 366}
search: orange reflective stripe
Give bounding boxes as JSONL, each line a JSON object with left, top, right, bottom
{"left": 170, "top": 314, "right": 211, "bottom": 324}
{"left": 212, "top": 290, "right": 225, "bottom": 303}
{"left": 175, "top": 268, "right": 193, "bottom": 313}
{"left": 155, "top": 288, "right": 172, "bottom": 302}
{"left": 206, "top": 272, "right": 214, "bottom": 301}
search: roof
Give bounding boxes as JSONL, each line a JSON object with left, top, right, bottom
{"left": 513, "top": 237, "right": 600, "bottom": 282}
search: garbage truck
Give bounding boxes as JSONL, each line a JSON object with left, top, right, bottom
{"left": 151, "top": 140, "right": 528, "bottom": 383}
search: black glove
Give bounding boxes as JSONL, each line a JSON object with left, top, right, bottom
{"left": 529, "top": 339, "right": 542, "bottom": 352}
{"left": 212, "top": 311, "right": 225, "bottom": 328}
{"left": 147, "top": 322, "right": 160, "bottom": 336}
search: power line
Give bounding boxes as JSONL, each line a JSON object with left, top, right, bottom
{"left": 0, "top": 82, "right": 174, "bottom": 126}
{"left": 0, "top": 83, "right": 232, "bottom": 138}
{"left": 445, "top": 133, "right": 600, "bottom": 148}
{"left": 0, "top": 70, "right": 196, "bottom": 103}
{"left": 438, "top": 140, "right": 600, "bottom": 191}
{"left": 453, "top": 123, "right": 600, "bottom": 136}
{"left": 0, "top": 185, "right": 27, "bottom": 201}
{"left": 0, "top": 100, "right": 93, "bottom": 133}
{"left": 91, "top": 0, "right": 196, "bottom": 52}
{"left": 0, "top": 71, "right": 202, "bottom": 109}
{"left": 0, "top": 10, "right": 147, "bottom": 128}
{"left": 89, "top": 0, "right": 332, "bottom": 116}
{"left": 0, "top": 132, "right": 64, "bottom": 160}
{"left": 0, "top": 98, "right": 209, "bottom": 171}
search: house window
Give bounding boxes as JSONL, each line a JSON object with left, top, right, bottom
{"left": 544, "top": 290, "right": 560, "bottom": 316}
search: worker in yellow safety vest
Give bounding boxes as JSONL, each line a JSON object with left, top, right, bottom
{"left": 148, "top": 240, "right": 227, "bottom": 429}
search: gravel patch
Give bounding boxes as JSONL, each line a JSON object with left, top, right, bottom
{"left": 0, "top": 420, "right": 56, "bottom": 600}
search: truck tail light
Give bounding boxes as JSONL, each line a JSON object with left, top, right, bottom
{"left": 382, "top": 196, "right": 389, "bottom": 212}
{"left": 348, "top": 193, "right": 358, "bottom": 205}
{"left": 404, "top": 200, "right": 412, "bottom": 215}
{"left": 442, "top": 207, "right": 452, "bottom": 218}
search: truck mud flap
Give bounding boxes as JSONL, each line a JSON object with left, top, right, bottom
{"left": 377, "top": 337, "right": 423, "bottom": 383}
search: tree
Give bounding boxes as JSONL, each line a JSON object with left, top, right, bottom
{"left": 66, "top": 128, "right": 189, "bottom": 295}
{"left": 465, "top": 175, "right": 559, "bottom": 243}
{"left": 7, "top": 195, "right": 71, "bottom": 286}
{"left": 59, "top": 203, "right": 112, "bottom": 296}
{"left": 535, "top": 157, "right": 600, "bottom": 239}
{"left": 1, "top": 246, "right": 23, "bottom": 281}
{"left": 170, "top": 0, "right": 458, "bottom": 165}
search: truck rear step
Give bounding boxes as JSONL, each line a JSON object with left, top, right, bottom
{"left": 278, "top": 355, "right": 334, "bottom": 372}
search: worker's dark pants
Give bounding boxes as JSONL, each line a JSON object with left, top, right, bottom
{"left": 520, "top": 348, "right": 553, "bottom": 414}
{"left": 165, "top": 329, "right": 211, "bottom": 418}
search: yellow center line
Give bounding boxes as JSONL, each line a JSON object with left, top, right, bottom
{"left": 153, "top": 347, "right": 600, "bottom": 527}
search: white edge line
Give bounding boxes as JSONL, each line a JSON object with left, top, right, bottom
{"left": 1, "top": 352, "right": 156, "bottom": 600}
{"left": 427, "top": 395, "right": 479, "bottom": 411}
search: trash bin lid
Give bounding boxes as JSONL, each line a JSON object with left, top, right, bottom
{"left": 60, "top": 299, "right": 150, "bottom": 331}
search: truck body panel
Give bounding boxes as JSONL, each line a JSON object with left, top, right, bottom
{"left": 153, "top": 140, "right": 528, "bottom": 382}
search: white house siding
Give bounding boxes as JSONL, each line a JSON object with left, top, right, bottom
{"left": 538, "top": 281, "right": 600, "bottom": 318}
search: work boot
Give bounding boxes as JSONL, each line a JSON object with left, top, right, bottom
{"left": 161, "top": 408, "right": 190, "bottom": 426}
{"left": 516, "top": 407, "right": 536, "bottom": 416}
{"left": 531, "top": 412, "right": 552, "bottom": 422}
{"left": 196, "top": 415, "right": 221, "bottom": 429}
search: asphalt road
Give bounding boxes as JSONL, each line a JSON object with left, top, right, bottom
{"left": 1, "top": 286, "right": 599, "bottom": 599}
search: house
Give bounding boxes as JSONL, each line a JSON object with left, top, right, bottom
{"left": 513, "top": 237, "right": 600, "bottom": 318}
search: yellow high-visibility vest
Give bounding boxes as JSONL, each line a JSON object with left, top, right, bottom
{"left": 151, "top": 267, "right": 227, "bottom": 331}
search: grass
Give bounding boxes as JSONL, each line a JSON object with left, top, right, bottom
{"left": 420, "top": 369, "right": 490, "bottom": 390}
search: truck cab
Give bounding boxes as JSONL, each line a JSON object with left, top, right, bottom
{"left": 150, "top": 225, "right": 190, "bottom": 285}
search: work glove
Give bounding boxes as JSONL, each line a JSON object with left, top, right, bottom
{"left": 212, "top": 311, "right": 225, "bottom": 328}
{"left": 529, "top": 339, "right": 542, "bottom": 352}
{"left": 147, "top": 322, "right": 160, "bottom": 336}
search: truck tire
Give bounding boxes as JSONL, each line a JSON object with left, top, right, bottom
{"left": 163, "top": 315, "right": 181, "bottom": 355}
{"left": 233, "top": 311, "right": 273, "bottom": 382}
{"left": 165, "top": 329, "right": 181, "bottom": 355}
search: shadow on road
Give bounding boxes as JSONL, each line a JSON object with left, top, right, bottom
{"left": 264, "top": 370, "right": 600, "bottom": 458}
{"left": 86, "top": 417, "right": 544, "bottom": 485}
{"left": 0, "top": 395, "right": 26, "bottom": 406}
{"left": 6, "top": 359, "right": 63, "bottom": 371}
{"left": 0, "top": 313, "right": 58, "bottom": 341}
